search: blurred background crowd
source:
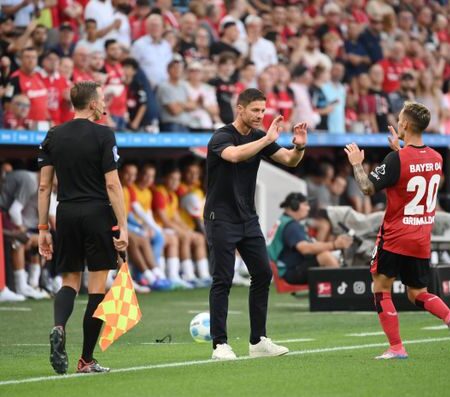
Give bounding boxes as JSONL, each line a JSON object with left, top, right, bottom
{"left": 0, "top": 0, "right": 449, "bottom": 133}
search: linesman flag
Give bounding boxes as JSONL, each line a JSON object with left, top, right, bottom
{"left": 94, "top": 257, "right": 142, "bottom": 351}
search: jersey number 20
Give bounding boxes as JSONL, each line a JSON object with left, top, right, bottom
{"left": 404, "top": 174, "right": 440, "bottom": 216}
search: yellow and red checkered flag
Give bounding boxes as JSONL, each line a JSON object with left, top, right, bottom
{"left": 93, "top": 261, "right": 142, "bottom": 351}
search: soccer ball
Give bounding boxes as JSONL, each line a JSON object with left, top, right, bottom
{"left": 189, "top": 312, "right": 211, "bottom": 343}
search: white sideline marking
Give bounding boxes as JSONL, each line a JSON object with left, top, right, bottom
{"left": 274, "top": 338, "right": 315, "bottom": 343}
{"left": 0, "top": 307, "right": 31, "bottom": 312}
{"left": 274, "top": 303, "right": 308, "bottom": 308}
{"left": 0, "top": 337, "right": 448, "bottom": 387}
{"left": 422, "top": 325, "right": 448, "bottom": 330}
{"left": 346, "top": 332, "right": 385, "bottom": 337}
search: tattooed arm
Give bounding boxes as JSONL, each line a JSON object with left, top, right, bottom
{"left": 344, "top": 143, "right": 375, "bottom": 196}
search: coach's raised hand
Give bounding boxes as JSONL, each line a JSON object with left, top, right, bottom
{"left": 292, "top": 122, "right": 307, "bottom": 148}
{"left": 266, "top": 115, "right": 283, "bottom": 143}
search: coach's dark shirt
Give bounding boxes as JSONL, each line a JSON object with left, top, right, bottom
{"left": 204, "top": 124, "right": 281, "bottom": 223}
{"left": 38, "top": 119, "right": 119, "bottom": 203}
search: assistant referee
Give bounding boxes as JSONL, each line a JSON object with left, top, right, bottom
{"left": 38, "top": 81, "right": 128, "bottom": 374}
{"left": 205, "top": 88, "right": 307, "bottom": 360}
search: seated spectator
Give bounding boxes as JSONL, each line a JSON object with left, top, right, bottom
{"left": 185, "top": 61, "right": 220, "bottom": 131}
{"left": 267, "top": 193, "right": 352, "bottom": 285}
{"left": 71, "top": 45, "right": 96, "bottom": 82}
{"left": 157, "top": 57, "right": 195, "bottom": 132}
{"left": 153, "top": 165, "right": 211, "bottom": 287}
{"left": 188, "top": 26, "right": 211, "bottom": 62}
{"left": 236, "top": 59, "right": 257, "bottom": 90}
{"left": 316, "top": 2, "right": 344, "bottom": 41}
{"left": 3, "top": 94, "right": 32, "bottom": 129}
{"left": 208, "top": 52, "right": 239, "bottom": 125}
{"left": 4, "top": 47, "right": 50, "bottom": 130}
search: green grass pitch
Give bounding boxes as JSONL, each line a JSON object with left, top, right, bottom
{"left": 1, "top": 287, "right": 449, "bottom": 397}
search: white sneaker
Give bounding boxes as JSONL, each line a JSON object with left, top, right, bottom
{"left": 249, "top": 337, "right": 289, "bottom": 358}
{"left": 212, "top": 343, "right": 237, "bottom": 360}
{"left": 132, "top": 280, "right": 151, "bottom": 294}
{"left": 16, "top": 284, "right": 50, "bottom": 300}
{"left": 170, "top": 278, "right": 194, "bottom": 290}
{"left": 232, "top": 273, "right": 251, "bottom": 287}
{"left": 0, "top": 287, "right": 26, "bottom": 302}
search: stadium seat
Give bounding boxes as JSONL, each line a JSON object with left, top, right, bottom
{"left": 269, "top": 261, "right": 308, "bottom": 294}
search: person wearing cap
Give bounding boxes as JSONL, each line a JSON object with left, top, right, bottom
{"left": 210, "top": 20, "right": 241, "bottom": 59}
{"left": 205, "top": 88, "right": 308, "bottom": 360}
{"left": 267, "top": 192, "right": 352, "bottom": 285}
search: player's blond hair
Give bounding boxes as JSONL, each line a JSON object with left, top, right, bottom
{"left": 402, "top": 101, "right": 431, "bottom": 134}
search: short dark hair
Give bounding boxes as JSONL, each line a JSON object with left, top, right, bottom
{"left": 70, "top": 81, "right": 101, "bottom": 110}
{"left": 21, "top": 47, "right": 37, "bottom": 57}
{"left": 85, "top": 18, "right": 97, "bottom": 25}
{"left": 104, "top": 39, "right": 118, "bottom": 51}
{"left": 402, "top": 101, "right": 430, "bottom": 134}
{"left": 218, "top": 51, "right": 236, "bottom": 65}
{"left": 237, "top": 88, "right": 266, "bottom": 107}
{"left": 122, "top": 57, "right": 139, "bottom": 70}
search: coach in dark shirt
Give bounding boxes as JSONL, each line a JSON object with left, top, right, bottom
{"left": 38, "top": 81, "right": 128, "bottom": 375}
{"left": 205, "top": 88, "right": 307, "bottom": 360}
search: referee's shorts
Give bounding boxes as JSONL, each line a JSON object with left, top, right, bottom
{"left": 55, "top": 201, "right": 118, "bottom": 273}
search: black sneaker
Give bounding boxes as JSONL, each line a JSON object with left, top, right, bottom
{"left": 77, "top": 358, "right": 110, "bottom": 373}
{"left": 49, "top": 326, "right": 68, "bottom": 374}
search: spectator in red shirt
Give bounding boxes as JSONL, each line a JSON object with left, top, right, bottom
{"left": 102, "top": 39, "right": 127, "bottom": 130}
{"left": 58, "top": 56, "right": 75, "bottom": 122}
{"left": 129, "top": 0, "right": 151, "bottom": 42}
{"left": 356, "top": 72, "right": 377, "bottom": 133}
{"left": 274, "top": 63, "right": 295, "bottom": 132}
{"left": 39, "top": 50, "right": 71, "bottom": 126}
{"left": 378, "top": 40, "right": 413, "bottom": 94}
{"left": 3, "top": 94, "right": 32, "bottom": 129}
{"left": 349, "top": 0, "right": 368, "bottom": 24}
{"left": 4, "top": 47, "right": 49, "bottom": 129}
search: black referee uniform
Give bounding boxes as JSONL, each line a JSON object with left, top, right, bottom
{"left": 205, "top": 124, "right": 282, "bottom": 347}
{"left": 38, "top": 119, "right": 119, "bottom": 273}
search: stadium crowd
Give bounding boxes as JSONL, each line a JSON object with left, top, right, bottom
{"left": 0, "top": 0, "right": 448, "bottom": 133}
{"left": 1, "top": 0, "right": 450, "bottom": 301}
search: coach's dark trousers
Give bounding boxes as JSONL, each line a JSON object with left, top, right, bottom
{"left": 205, "top": 217, "right": 273, "bottom": 347}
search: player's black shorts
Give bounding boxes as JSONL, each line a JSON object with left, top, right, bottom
{"left": 55, "top": 201, "right": 118, "bottom": 273}
{"left": 370, "top": 241, "right": 430, "bottom": 289}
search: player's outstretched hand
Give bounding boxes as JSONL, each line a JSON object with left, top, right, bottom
{"left": 388, "top": 125, "right": 401, "bottom": 152}
{"left": 38, "top": 231, "right": 53, "bottom": 260}
{"left": 266, "top": 115, "right": 283, "bottom": 143}
{"left": 344, "top": 143, "right": 364, "bottom": 166}
{"left": 292, "top": 122, "right": 307, "bottom": 148}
